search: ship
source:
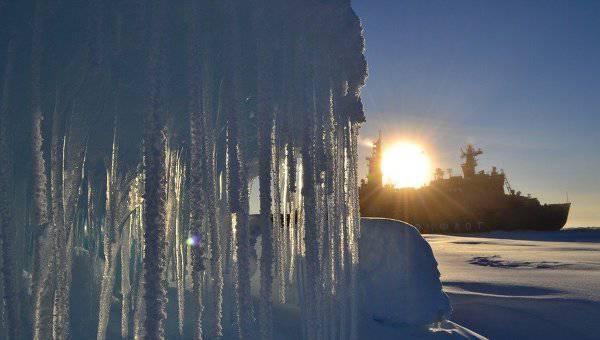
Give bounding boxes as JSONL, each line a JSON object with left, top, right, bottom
{"left": 359, "top": 135, "right": 571, "bottom": 233}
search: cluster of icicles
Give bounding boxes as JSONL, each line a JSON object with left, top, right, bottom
{"left": 105, "top": 121, "right": 363, "bottom": 340}
{"left": 0, "top": 0, "right": 367, "bottom": 339}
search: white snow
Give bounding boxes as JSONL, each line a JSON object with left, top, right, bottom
{"left": 358, "top": 217, "right": 451, "bottom": 326}
{"left": 426, "top": 228, "right": 600, "bottom": 339}
{"left": 356, "top": 218, "right": 484, "bottom": 339}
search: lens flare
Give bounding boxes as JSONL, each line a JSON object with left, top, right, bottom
{"left": 186, "top": 235, "right": 201, "bottom": 247}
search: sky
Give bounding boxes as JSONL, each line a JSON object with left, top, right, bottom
{"left": 352, "top": 0, "right": 600, "bottom": 227}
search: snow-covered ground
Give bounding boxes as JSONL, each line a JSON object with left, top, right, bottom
{"left": 356, "top": 218, "right": 483, "bottom": 339}
{"left": 425, "top": 229, "right": 600, "bottom": 340}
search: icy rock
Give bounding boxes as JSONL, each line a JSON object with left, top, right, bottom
{"left": 359, "top": 217, "right": 452, "bottom": 326}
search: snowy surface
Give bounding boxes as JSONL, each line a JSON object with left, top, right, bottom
{"left": 426, "top": 228, "right": 600, "bottom": 340}
{"left": 359, "top": 218, "right": 451, "bottom": 326}
{"left": 354, "top": 218, "right": 484, "bottom": 339}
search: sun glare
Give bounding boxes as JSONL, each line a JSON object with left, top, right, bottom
{"left": 382, "top": 142, "right": 431, "bottom": 188}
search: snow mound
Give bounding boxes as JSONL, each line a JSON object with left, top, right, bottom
{"left": 359, "top": 218, "right": 452, "bottom": 326}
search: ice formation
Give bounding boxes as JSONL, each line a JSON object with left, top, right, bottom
{"left": 0, "top": 0, "right": 367, "bottom": 339}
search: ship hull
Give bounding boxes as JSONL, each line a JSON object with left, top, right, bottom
{"left": 502, "top": 203, "right": 571, "bottom": 231}
{"left": 359, "top": 187, "right": 570, "bottom": 234}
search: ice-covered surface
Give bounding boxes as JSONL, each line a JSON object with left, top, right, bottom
{"left": 426, "top": 229, "right": 600, "bottom": 339}
{"left": 359, "top": 218, "right": 451, "bottom": 326}
{"left": 272, "top": 302, "right": 484, "bottom": 340}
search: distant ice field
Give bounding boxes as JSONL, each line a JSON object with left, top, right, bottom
{"left": 425, "top": 229, "right": 600, "bottom": 340}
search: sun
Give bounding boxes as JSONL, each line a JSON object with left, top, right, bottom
{"left": 381, "top": 142, "right": 431, "bottom": 188}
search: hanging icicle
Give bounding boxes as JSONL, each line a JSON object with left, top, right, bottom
{"left": 7, "top": 0, "right": 367, "bottom": 338}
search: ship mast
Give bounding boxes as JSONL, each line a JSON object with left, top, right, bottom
{"left": 460, "top": 144, "right": 483, "bottom": 178}
{"left": 366, "top": 131, "right": 383, "bottom": 187}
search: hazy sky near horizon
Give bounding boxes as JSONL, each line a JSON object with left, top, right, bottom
{"left": 352, "top": 0, "right": 600, "bottom": 227}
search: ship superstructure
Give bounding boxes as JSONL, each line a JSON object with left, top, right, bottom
{"left": 359, "top": 135, "right": 570, "bottom": 233}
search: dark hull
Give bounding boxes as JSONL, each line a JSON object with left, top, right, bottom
{"left": 499, "top": 202, "right": 571, "bottom": 232}
{"left": 359, "top": 187, "right": 570, "bottom": 234}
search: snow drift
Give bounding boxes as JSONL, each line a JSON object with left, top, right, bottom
{"left": 356, "top": 218, "right": 486, "bottom": 339}
{"left": 358, "top": 217, "right": 452, "bottom": 326}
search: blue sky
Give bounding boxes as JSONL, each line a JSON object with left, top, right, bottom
{"left": 352, "top": 0, "right": 600, "bottom": 227}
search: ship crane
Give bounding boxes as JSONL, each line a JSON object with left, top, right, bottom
{"left": 504, "top": 173, "right": 516, "bottom": 195}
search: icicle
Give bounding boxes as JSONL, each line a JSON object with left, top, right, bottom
{"left": 133, "top": 271, "right": 145, "bottom": 340}
{"left": 121, "top": 205, "right": 132, "bottom": 338}
{"left": 187, "top": 0, "right": 206, "bottom": 335}
{"left": 281, "top": 145, "right": 291, "bottom": 300}
{"left": 230, "top": 42, "right": 254, "bottom": 335}
{"left": 48, "top": 89, "right": 67, "bottom": 340}
{"left": 332, "top": 125, "right": 346, "bottom": 340}
{"left": 189, "top": 110, "right": 205, "bottom": 340}
{"left": 235, "top": 147, "right": 253, "bottom": 340}
{"left": 142, "top": 0, "right": 169, "bottom": 337}
{"left": 30, "top": 0, "right": 49, "bottom": 247}
{"left": 258, "top": 115, "right": 275, "bottom": 340}
{"left": 348, "top": 122, "right": 361, "bottom": 340}
{"left": 301, "top": 88, "right": 321, "bottom": 340}
{"left": 207, "top": 137, "right": 224, "bottom": 338}
{"left": 272, "top": 125, "right": 286, "bottom": 304}
{"left": 174, "top": 157, "right": 186, "bottom": 337}
{"left": 31, "top": 1, "right": 54, "bottom": 337}
{"left": 30, "top": 107, "right": 49, "bottom": 303}
{"left": 97, "top": 129, "right": 121, "bottom": 340}
{"left": 59, "top": 117, "right": 88, "bottom": 330}
{"left": 256, "top": 12, "right": 275, "bottom": 340}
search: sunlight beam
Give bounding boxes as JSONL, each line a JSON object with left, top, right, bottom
{"left": 382, "top": 142, "right": 431, "bottom": 188}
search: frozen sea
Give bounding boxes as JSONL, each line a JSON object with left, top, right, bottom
{"left": 425, "top": 228, "right": 600, "bottom": 340}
